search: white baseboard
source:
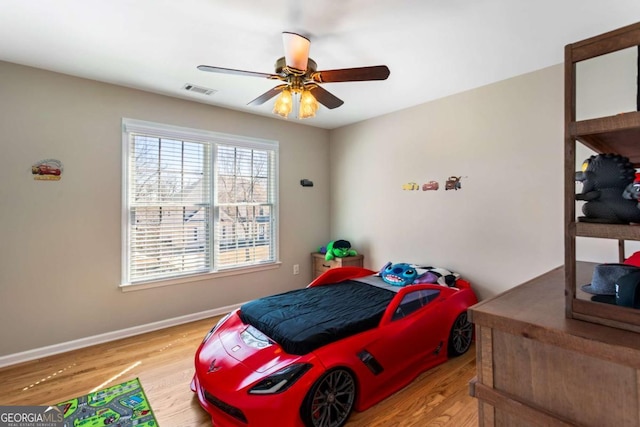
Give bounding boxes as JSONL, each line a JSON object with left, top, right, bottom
{"left": 0, "top": 303, "right": 243, "bottom": 369}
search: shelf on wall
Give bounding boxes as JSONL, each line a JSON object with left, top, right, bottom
{"left": 570, "top": 111, "right": 640, "bottom": 165}
{"left": 574, "top": 222, "right": 640, "bottom": 240}
{"left": 565, "top": 21, "right": 640, "bottom": 334}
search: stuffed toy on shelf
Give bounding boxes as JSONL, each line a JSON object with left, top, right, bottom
{"left": 575, "top": 153, "right": 640, "bottom": 224}
{"left": 623, "top": 172, "right": 640, "bottom": 209}
{"left": 319, "top": 240, "right": 358, "bottom": 261}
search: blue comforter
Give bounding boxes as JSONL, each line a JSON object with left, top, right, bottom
{"left": 239, "top": 280, "right": 395, "bottom": 355}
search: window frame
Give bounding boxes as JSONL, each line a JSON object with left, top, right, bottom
{"left": 391, "top": 289, "right": 441, "bottom": 321}
{"left": 121, "top": 118, "right": 279, "bottom": 291}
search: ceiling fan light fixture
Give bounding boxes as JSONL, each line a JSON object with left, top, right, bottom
{"left": 198, "top": 31, "right": 389, "bottom": 119}
{"left": 282, "top": 32, "right": 310, "bottom": 73}
{"left": 273, "top": 88, "right": 293, "bottom": 118}
{"left": 298, "top": 89, "right": 319, "bottom": 119}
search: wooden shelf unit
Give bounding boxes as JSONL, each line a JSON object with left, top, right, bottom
{"left": 565, "top": 21, "right": 640, "bottom": 332}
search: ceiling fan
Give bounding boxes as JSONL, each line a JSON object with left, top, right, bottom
{"left": 197, "top": 32, "right": 390, "bottom": 119}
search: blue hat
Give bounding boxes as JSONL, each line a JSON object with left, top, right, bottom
{"left": 582, "top": 263, "right": 640, "bottom": 296}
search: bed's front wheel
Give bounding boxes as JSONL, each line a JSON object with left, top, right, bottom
{"left": 448, "top": 311, "right": 473, "bottom": 356}
{"left": 301, "top": 368, "right": 356, "bottom": 427}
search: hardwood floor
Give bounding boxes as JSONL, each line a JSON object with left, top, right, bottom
{"left": 0, "top": 316, "right": 478, "bottom": 426}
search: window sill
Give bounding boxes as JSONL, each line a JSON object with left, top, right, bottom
{"left": 120, "top": 262, "right": 282, "bottom": 292}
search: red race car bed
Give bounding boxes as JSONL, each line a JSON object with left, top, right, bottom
{"left": 192, "top": 266, "right": 478, "bottom": 427}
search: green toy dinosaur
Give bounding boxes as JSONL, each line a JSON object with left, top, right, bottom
{"left": 324, "top": 239, "right": 358, "bottom": 261}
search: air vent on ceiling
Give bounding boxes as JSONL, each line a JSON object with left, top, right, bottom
{"left": 183, "top": 83, "right": 217, "bottom": 96}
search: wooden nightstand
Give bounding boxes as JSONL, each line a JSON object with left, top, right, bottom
{"left": 311, "top": 252, "right": 364, "bottom": 280}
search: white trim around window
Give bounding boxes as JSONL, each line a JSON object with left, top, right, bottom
{"left": 121, "top": 118, "right": 279, "bottom": 290}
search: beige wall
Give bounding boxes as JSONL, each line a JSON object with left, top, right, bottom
{"left": 2, "top": 52, "right": 634, "bottom": 357}
{"left": 329, "top": 64, "right": 565, "bottom": 300}
{"left": 0, "top": 61, "right": 330, "bottom": 356}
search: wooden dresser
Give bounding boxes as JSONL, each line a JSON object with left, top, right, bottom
{"left": 468, "top": 262, "right": 640, "bottom": 427}
{"left": 311, "top": 252, "right": 364, "bottom": 280}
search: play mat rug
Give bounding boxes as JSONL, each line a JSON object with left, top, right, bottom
{"left": 57, "top": 377, "right": 158, "bottom": 427}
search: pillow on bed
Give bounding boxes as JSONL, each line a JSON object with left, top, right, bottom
{"left": 377, "top": 262, "right": 461, "bottom": 287}
{"left": 412, "top": 265, "right": 460, "bottom": 287}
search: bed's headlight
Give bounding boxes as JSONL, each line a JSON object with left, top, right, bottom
{"left": 241, "top": 325, "right": 273, "bottom": 349}
{"left": 202, "top": 313, "right": 231, "bottom": 344}
{"left": 248, "top": 363, "right": 312, "bottom": 395}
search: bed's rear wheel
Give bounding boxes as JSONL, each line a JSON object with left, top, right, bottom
{"left": 301, "top": 368, "right": 356, "bottom": 427}
{"left": 448, "top": 311, "right": 473, "bottom": 356}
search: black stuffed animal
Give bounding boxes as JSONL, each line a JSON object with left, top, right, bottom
{"left": 575, "top": 153, "right": 640, "bottom": 224}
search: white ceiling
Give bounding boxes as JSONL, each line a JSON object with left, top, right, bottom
{"left": 1, "top": 1, "right": 640, "bottom": 129}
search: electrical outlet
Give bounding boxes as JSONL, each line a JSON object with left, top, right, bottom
{"left": 293, "top": 264, "right": 300, "bottom": 275}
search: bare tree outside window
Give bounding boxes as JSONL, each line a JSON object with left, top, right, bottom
{"left": 216, "top": 146, "right": 274, "bottom": 267}
{"left": 129, "top": 135, "right": 210, "bottom": 282}
{"left": 123, "top": 119, "right": 278, "bottom": 285}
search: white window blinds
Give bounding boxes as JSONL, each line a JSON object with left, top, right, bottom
{"left": 215, "top": 145, "right": 276, "bottom": 269}
{"left": 122, "top": 119, "right": 278, "bottom": 285}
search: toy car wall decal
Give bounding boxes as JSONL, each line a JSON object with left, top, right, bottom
{"left": 191, "top": 266, "right": 478, "bottom": 427}
{"left": 32, "top": 159, "right": 63, "bottom": 181}
{"left": 422, "top": 181, "right": 439, "bottom": 191}
{"left": 445, "top": 176, "right": 462, "bottom": 190}
{"left": 402, "top": 182, "right": 419, "bottom": 190}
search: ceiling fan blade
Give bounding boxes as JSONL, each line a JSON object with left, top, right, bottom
{"left": 311, "top": 65, "right": 390, "bottom": 83}
{"left": 197, "top": 65, "right": 280, "bottom": 79}
{"left": 282, "top": 32, "right": 310, "bottom": 72}
{"left": 248, "top": 84, "right": 289, "bottom": 106}
{"left": 307, "top": 85, "right": 344, "bottom": 109}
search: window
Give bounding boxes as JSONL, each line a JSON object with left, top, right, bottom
{"left": 392, "top": 289, "right": 441, "bottom": 321}
{"left": 122, "top": 119, "right": 278, "bottom": 286}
